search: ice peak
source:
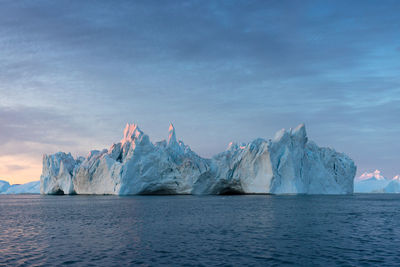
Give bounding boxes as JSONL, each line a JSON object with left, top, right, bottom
{"left": 293, "top": 123, "right": 306, "bottom": 135}
{"left": 392, "top": 175, "right": 400, "bottom": 181}
{"left": 122, "top": 123, "right": 143, "bottom": 144}
{"left": 273, "top": 128, "right": 288, "bottom": 142}
{"left": 357, "top": 169, "right": 385, "bottom": 181}
{"left": 291, "top": 123, "right": 307, "bottom": 144}
{"left": 168, "top": 123, "right": 177, "bottom": 146}
{"left": 227, "top": 141, "right": 238, "bottom": 151}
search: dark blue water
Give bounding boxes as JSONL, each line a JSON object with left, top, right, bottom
{"left": 1, "top": 194, "right": 400, "bottom": 266}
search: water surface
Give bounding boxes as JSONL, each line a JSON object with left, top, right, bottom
{"left": 1, "top": 194, "right": 400, "bottom": 266}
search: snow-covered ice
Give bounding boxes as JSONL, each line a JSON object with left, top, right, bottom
{"left": 0, "top": 180, "right": 10, "bottom": 193}
{"left": 41, "top": 123, "right": 356, "bottom": 195}
{"left": 0, "top": 180, "right": 40, "bottom": 194}
{"left": 354, "top": 170, "right": 388, "bottom": 193}
{"left": 354, "top": 170, "right": 400, "bottom": 193}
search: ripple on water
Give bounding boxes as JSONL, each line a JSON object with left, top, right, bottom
{"left": 1, "top": 194, "right": 400, "bottom": 266}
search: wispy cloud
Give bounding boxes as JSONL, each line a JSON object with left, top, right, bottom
{"left": 0, "top": 0, "right": 399, "bottom": 182}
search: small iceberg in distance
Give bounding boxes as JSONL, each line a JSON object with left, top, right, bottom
{"left": 40, "top": 123, "right": 357, "bottom": 195}
{"left": 0, "top": 180, "right": 11, "bottom": 193}
{"left": 0, "top": 180, "right": 40, "bottom": 194}
{"left": 354, "top": 170, "right": 400, "bottom": 193}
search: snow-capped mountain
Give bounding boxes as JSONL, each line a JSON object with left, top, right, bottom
{"left": 41, "top": 123, "right": 357, "bottom": 195}
{"left": 0, "top": 180, "right": 40, "bottom": 194}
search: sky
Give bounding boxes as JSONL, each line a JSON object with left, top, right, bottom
{"left": 0, "top": 0, "right": 399, "bottom": 184}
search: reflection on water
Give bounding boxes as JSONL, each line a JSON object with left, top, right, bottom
{"left": 0, "top": 195, "right": 47, "bottom": 266}
{"left": 1, "top": 194, "right": 400, "bottom": 266}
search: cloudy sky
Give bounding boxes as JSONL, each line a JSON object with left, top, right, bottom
{"left": 0, "top": 0, "right": 399, "bottom": 184}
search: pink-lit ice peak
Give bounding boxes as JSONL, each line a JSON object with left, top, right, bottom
{"left": 357, "top": 169, "right": 385, "bottom": 181}
{"left": 168, "top": 123, "right": 178, "bottom": 146}
{"left": 122, "top": 123, "right": 143, "bottom": 144}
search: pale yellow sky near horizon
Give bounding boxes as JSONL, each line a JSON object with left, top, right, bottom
{"left": 0, "top": 132, "right": 109, "bottom": 185}
{"left": 0, "top": 155, "right": 42, "bottom": 185}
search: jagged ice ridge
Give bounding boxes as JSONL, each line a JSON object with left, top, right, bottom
{"left": 41, "top": 123, "right": 356, "bottom": 195}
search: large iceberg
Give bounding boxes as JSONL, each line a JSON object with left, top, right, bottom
{"left": 0, "top": 180, "right": 40, "bottom": 194}
{"left": 40, "top": 123, "right": 356, "bottom": 195}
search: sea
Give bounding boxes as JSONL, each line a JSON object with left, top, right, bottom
{"left": 1, "top": 194, "right": 400, "bottom": 266}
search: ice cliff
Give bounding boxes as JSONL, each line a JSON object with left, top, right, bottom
{"left": 40, "top": 123, "right": 356, "bottom": 195}
{"left": 0, "top": 180, "right": 10, "bottom": 193}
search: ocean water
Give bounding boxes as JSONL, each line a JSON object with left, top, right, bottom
{"left": 1, "top": 194, "right": 400, "bottom": 266}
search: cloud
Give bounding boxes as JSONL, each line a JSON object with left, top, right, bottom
{"left": 5, "top": 164, "right": 27, "bottom": 171}
{"left": 0, "top": 0, "right": 399, "bottom": 181}
{"left": 0, "top": 105, "right": 75, "bottom": 146}
{"left": 0, "top": 105, "right": 118, "bottom": 183}
{"left": 0, "top": 105, "right": 116, "bottom": 158}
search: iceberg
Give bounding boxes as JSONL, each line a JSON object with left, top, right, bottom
{"left": 0, "top": 180, "right": 40, "bottom": 194}
{"left": 354, "top": 170, "right": 388, "bottom": 193}
{"left": 354, "top": 171, "right": 400, "bottom": 193}
{"left": 0, "top": 180, "right": 11, "bottom": 193}
{"left": 41, "top": 123, "right": 356, "bottom": 195}
{"left": 384, "top": 176, "right": 400, "bottom": 193}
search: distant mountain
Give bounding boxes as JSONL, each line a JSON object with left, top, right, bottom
{"left": 354, "top": 170, "right": 400, "bottom": 193}
{"left": 0, "top": 180, "right": 40, "bottom": 194}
